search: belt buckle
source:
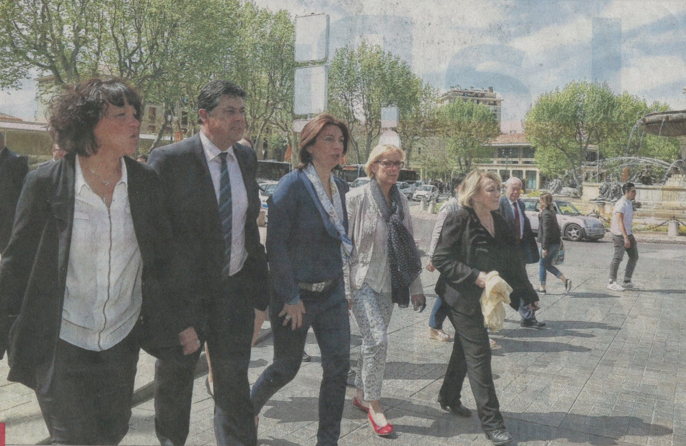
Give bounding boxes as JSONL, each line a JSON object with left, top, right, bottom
{"left": 312, "top": 281, "right": 326, "bottom": 293}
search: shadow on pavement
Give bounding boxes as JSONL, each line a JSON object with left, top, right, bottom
{"left": 491, "top": 339, "right": 592, "bottom": 355}
{"left": 569, "top": 292, "right": 618, "bottom": 299}
{"left": 503, "top": 320, "right": 620, "bottom": 339}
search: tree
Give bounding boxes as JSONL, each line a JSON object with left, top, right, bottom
{"left": 398, "top": 83, "right": 438, "bottom": 167}
{"left": 436, "top": 99, "right": 500, "bottom": 172}
{"left": 524, "top": 81, "right": 621, "bottom": 185}
{"left": 328, "top": 42, "right": 427, "bottom": 163}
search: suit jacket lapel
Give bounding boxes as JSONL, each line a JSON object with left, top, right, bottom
{"left": 49, "top": 154, "right": 76, "bottom": 291}
{"left": 233, "top": 145, "right": 257, "bottom": 217}
{"left": 299, "top": 170, "right": 340, "bottom": 240}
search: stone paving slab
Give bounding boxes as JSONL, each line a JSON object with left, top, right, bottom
{"left": 2, "top": 226, "right": 685, "bottom": 445}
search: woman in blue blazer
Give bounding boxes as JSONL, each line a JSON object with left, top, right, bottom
{"left": 251, "top": 113, "right": 351, "bottom": 446}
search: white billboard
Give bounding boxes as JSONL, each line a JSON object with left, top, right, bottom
{"left": 295, "top": 14, "right": 329, "bottom": 63}
{"left": 294, "top": 66, "right": 328, "bottom": 116}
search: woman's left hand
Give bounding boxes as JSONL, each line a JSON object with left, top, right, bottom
{"left": 411, "top": 294, "right": 426, "bottom": 312}
{"left": 179, "top": 327, "right": 201, "bottom": 355}
{"left": 542, "top": 249, "right": 547, "bottom": 258}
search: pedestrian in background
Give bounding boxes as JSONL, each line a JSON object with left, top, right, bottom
{"left": 251, "top": 113, "right": 351, "bottom": 446}
{"left": 537, "top": 192, "right": 572, "bottom": 293}
{"left": 345, "top": 144, "right": 425, "bottom": 436}
{"left": 607, "top": 182, "right": 639, "bottom": 291}
{"left": 498, "top": 177, "right": 546, "bottom": 329}
{"left": 426, "top": 174, "right": 465, "bottom": 342}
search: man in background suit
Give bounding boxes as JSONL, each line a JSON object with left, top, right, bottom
{"left": 149, "top": 80, "right": 269, "bottom": 446}
{"left": 0, "top": 132, "right": 29, "bottom": 253}
{"left": 498, "top": 176, "right": 546, "bottom": 329}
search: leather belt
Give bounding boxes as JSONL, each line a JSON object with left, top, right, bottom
{"left": 298, "top": 277, "right": 337, "bottom": 293}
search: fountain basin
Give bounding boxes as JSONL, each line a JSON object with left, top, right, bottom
{"left": 639, "top": 110, "right": 686, "bottom": 137}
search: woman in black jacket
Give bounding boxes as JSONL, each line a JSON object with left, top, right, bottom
{"left": 537, "top": 192, "right": 571, "bottom": 293}
{"left": 432, "top": 170, "right": 539, "bottom": 446}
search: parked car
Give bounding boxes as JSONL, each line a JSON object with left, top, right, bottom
{"left": 350, "top": 177, "right": 370, "bottom": 188}
{"left": 521, "top": 198, "right": 605, "bottom": 242}
{"left": 259, "top": 181, "right": 279, "bottom": 224}
{"left": 397, "top": 181, "right": 413, "bottom": 200}
{"left": 413, "top": 185, "right": 439, "bottom": 202}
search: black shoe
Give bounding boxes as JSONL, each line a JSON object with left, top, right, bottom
{"left": 205, "top": 377, "right": 214, "bottom": 399}
{"left": 438, "top": 400, "right": 471, "bottom": 417}
{"left": 485, "top": 428, "right": 513, "bottom": 445}
{"left": 302, "top": 351, "right": 311, "bottom": 362}
{"left": 536, "top": 288, "right": 546, "bottom": 294}
{"left": 521, "top": 319, "right": 546, "bottom": 328}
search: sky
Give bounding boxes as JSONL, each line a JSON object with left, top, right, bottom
{"left": 1, "top": 0, "right": 685, "bottom": 132}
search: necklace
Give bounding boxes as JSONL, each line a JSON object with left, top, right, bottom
{"left": 89, "top": 167, "right": 111, "bottom": 186}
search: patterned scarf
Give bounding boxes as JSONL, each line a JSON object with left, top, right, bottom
{"left": 303, "top": 164, "right": 353, "bottom": 261}
{"left": 370, "top": 178, "right": 422, "bottom": 307}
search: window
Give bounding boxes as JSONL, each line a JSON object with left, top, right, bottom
{"left": 522, "top": 147, "right": 535, "bottom": 158}
{"left": 148, "top": 106, "right": 156, "bottom": 122}
{"left": 526, "top": 171, "right": 537, "bottom": 190}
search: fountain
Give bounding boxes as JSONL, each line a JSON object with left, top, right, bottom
{"left": 581, "top": 89, "right": 686, "bottom": 220}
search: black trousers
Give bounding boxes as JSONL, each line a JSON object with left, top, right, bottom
{"left": 34, "top": 331, "right": 140, "bottom": 445}
{"left": 438, "top": 307, "right": 506, "bottom": 432}
{"left": 154, "top": 270, "right": 256, "bottom": 446}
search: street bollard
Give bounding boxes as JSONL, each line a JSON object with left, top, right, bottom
{"left": 430, "top": 197, "right": 437, "bottom": 214}
{"left": 668, "top": 218, "right": 679, "bottom": 237}
{"left": 420, "top": 197, "right": 427, "bottom": 212}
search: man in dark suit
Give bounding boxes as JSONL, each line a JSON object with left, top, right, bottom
{"left": 0, "top": 133, "right": 29, "bottom": 253}
{"left": 498, "top": 177, "right": 545, "bottom": 329}
{"left": 149, "top": 80, "right": 269, "bottom": 446}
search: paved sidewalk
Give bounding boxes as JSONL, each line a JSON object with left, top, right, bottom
{"left": 2, "top": 228, "right": 685, "bottom": 445}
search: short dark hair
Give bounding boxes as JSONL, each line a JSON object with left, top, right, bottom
{"left": 298, "top": 113, "right": 349, "bottom": 169}
{"left": 48, "top": 78, "right": 142, "bottom": 157}
{"left": 452, "top": 173, "right": 466, "bottom": 191}
{"left": 622, "top": 182, "right": 636, "bottom": 193}
{"left": 197, "top": 80, "right": 246, "bottom": 124}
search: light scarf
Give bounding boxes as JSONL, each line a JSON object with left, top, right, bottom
{"left": 303, "top": 164, "right": 353, "bottom": 261}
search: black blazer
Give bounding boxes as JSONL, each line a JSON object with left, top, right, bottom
{"left": 538, "top": 208, "right": 561, "bottom": 250}
{"left": 0, "top": 146, "right": 29, "bottom": 252}
{"left": 432, "top": 207, "right": 538, "bottom": 316}
{"left": 0, "top": 154, "right": 190, "bottom": 388}
{"left": 148, "top": 135, "right": 269, "bottom": 333}
{"left": 498, "top": 196, "right": 539, "bottom": 264}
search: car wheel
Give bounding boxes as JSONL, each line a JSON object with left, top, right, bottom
{"left": 564, "top": 224, "right": 583, "bottom": 241}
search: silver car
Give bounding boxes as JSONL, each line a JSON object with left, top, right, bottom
{"left": 397, "top": 181, "right": 413, "bottom": 200}
{"left": 413, "top": 185, "right": 439, "bottom": 202}
{"left": 522, "top": 198, "right": 605, "bottom": 242}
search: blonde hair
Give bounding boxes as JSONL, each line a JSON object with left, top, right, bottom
{"left": 363, "top": 144, "right": 405, "bottom": 178}
{"left": 458, "top": 170, "right": 502, "bottom": 208}
{"left": 539, "top": 192, "right": 553, "bottom": 210}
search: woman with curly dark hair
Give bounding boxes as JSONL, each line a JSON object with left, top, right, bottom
{"left": 0, "top": 78, "right": 198, "bottom": 445}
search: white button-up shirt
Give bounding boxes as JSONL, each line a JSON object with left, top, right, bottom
{"left": 200, "top": 131, "right": 248, "bottom": 275}
{"left": 60, "top": 156, "right": 142, "bottom": 351}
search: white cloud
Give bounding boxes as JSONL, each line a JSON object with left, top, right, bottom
{"left": 600, "top": 0, "right": 686, "bottom": 32}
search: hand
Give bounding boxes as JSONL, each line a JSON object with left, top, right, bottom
{"left": 411, "top": 294, "right": 426, "bottom": 312}
{"left": 624, "top": 237, "right": 631, "bottom": 248}
{"left": 475, "top": 271, "right": 488, "bottom": 288}
{"left": 426, "top": 262, "right": 436, "bottom": 272}
{"left": 541, "top": 249, "right": 547, "bottom": 259}
{"left": 278, "top": 301, "right": 306, "bottom": 330}
{"left": 179, "top": 327, "right": 201, "bottom": 355}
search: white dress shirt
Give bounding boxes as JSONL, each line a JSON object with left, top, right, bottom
{"left": 200, "top": 131, "right": 248, "bottom": 275}
{"left": 60, "top": 156, "right": 142, "bottom": 351}
{"left": 509, "top": 199, "right": 525, "bottom": 239}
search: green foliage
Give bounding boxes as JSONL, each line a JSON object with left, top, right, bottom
{"left": 328, "top": 42, "right": 429, "bottom": 163}
{"left": 436, "top": 99, "right": 500, "bottom": 172}
{"left": 524, "top": 81, "right": 681, "bottom": 183}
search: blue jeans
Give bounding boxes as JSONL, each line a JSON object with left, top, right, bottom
{"left": 539, "top": 244, "right": 563, "bottom": 285}
{"left": 250, "top": 279, "right": 350, "bottom": 446}
{"left": 429, "top": 297, "right": 449, "bottom": 330}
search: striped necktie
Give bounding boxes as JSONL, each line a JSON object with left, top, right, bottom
{"left": 218, "top": 152, "right": 232, "bottom": 276}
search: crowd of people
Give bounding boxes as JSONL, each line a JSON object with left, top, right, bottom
{"left": 0, "top": 77, "right": 641, "bottom": 446}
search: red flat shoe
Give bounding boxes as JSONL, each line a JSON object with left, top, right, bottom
{"left": 352, "top": 396, "right": 370, "bottom": 413}
{"left": 368, "top": 410, "right": 394, "bottom": 436}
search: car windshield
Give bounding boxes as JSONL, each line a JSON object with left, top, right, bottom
{"left": 419, "top": 185, "right": 432, "bottom": 191}
{"left": 556, "top": 201, "right": 580, "bottom": 215}
{"left": 397, "top": 182, "right": 409, "bottom": 189}
{"left": 523, "top": 200, "right": 538, "bottom": 212}
{"left": 261, "top": 183, "right": 278, "bottom": 196}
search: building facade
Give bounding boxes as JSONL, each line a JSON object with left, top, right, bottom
{"left": 474, "top": 132, "right": 541, "bottom": 191}
{"left": 438, "top": 85, "right": 503, "bottom": 123}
